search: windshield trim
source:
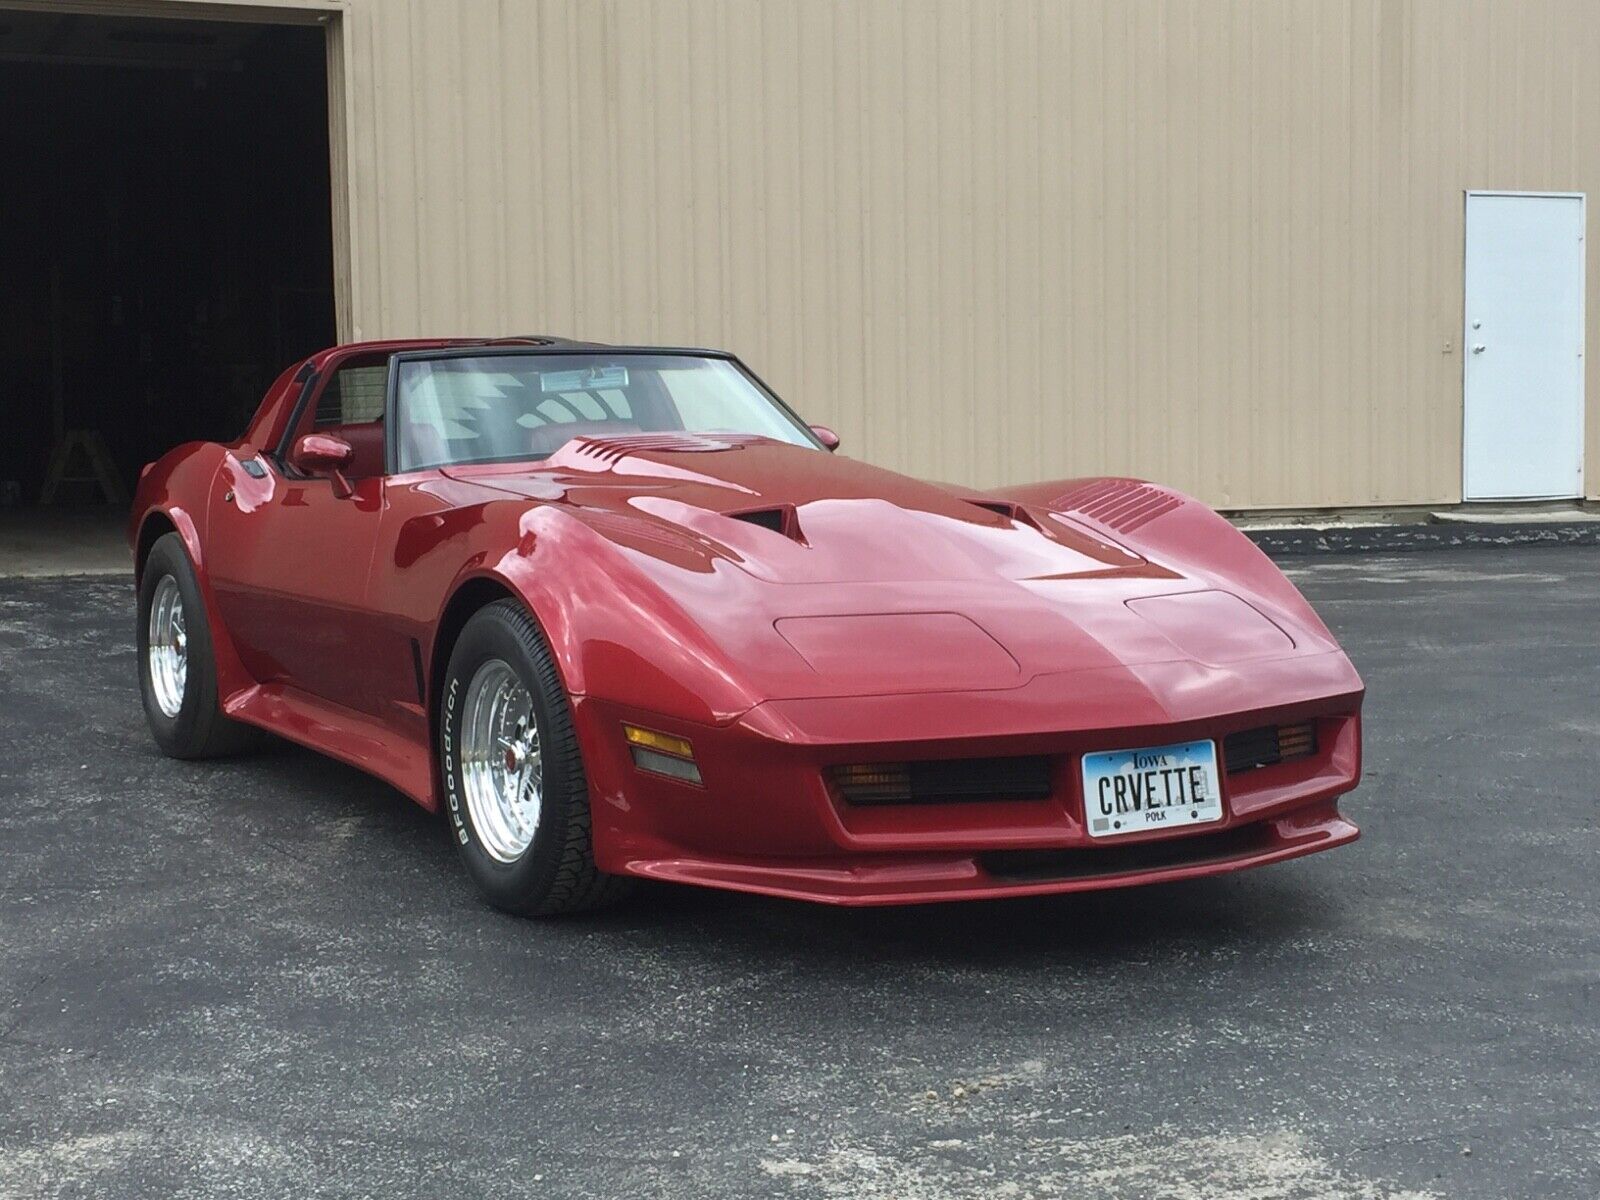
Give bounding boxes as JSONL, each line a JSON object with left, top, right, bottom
{"left": 381, "top": 346, "right": 822, "bottom": 475}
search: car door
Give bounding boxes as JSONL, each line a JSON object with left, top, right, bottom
{"left": 205, "top": 356, "right": 392, "bottom": 716}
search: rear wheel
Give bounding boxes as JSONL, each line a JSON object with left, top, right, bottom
{"left": 440, "top": 600, "right": 633, "bottom": 916}
{"left": 137, "top": 532, "right": 257, "bottom": 759}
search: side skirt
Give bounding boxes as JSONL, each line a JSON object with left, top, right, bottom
{"left": 225, "top": 683, "right": 438, "bottom": 811}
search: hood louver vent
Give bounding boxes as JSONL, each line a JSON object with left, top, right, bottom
{"left": 570, "top": 432, "right": 765, "bottom": 465}
{"left": 1053, "top": 479, "right": 1183, "bottom": 533}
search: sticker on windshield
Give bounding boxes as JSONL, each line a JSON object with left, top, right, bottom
{"left": 540, "top": 366, "right": 629, "bottom": 393}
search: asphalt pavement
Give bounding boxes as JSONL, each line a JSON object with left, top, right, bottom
{"left": 0, "top": 546, "right": 1596, "bottom": 1199}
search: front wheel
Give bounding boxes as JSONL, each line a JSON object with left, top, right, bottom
{"left": 440, "top": 600, "right": 633, "bottom": 916}
{"left": 137, "top": 532, "right": 257, "bottom": 759}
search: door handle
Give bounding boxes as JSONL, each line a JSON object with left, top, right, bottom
{"left": 1471, "top": 344, "right": 1486, "bottom": 354}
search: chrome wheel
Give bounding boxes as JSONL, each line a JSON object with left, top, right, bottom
{"left": 147, "top": 575, "right": 188, "bottom": 719}
{"left": 460, "top": 659, "right": 543, "bottom": 863}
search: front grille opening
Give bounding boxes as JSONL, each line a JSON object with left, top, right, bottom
{"left": 1223, "top": 722, "right": 1318, "bottom": 774}
{"left": 982, "top": 822, "right": 1271, "bottom": 881}
{"left": 832, "top": 756, "right": 1053, "bottom": 805}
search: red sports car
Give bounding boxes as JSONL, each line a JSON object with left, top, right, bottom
{"left": 131, "top": 337, "right": 1362, "bottom": 914}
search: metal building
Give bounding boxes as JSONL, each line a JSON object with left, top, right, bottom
{"left": 5, "top": 0, "right": 1597, "bottom": 510}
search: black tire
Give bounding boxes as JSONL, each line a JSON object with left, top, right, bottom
{"left": 137, "top": 532, "right": 258, "bottom": 759}
{"left": 440, "top": 600, "right": 634, "bottom": 916}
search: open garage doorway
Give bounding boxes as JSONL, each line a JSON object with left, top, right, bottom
{"left": 0, "top": 7, "right": 337, "bottom": 529}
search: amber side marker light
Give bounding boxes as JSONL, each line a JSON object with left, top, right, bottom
{"left": 623, "top": 724, "right": 703, "bottom": 785}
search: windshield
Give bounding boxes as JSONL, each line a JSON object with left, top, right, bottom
{"left": 393, "top": 353, "right": 819, "bottom": 471}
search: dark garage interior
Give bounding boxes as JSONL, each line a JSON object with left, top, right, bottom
{"left": 0, "top": 9, "right": 336, "bottom": 511}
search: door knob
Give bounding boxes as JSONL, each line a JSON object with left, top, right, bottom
{"left": 1471, "top": 344, "right": 1486, "bottom": 354}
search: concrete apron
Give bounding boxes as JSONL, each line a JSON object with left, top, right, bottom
{"left": 1238, "top": 505, "right": 1600, "bottom": 556}
{"left": 0, "top": 509, "right": 131, "bottom": 578}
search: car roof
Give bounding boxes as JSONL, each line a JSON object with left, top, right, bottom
{"left": 303, "top": 335, "right": 588, "bottom": 369}
{"left": 303, "top": 336, "right": 734, "bottom": 371}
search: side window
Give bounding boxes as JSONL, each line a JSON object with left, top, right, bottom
{"left": 293, "top": 361, "right": 390, "bottom": 480}
{"left": 316, "top": 364, "right": 389, "bottom": 427}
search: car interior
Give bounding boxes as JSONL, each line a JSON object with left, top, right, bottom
{"left": 392, "top": 358, "right": 690, "bottom": 472}
{"left": 284, "top": 356, "right": 668, "bottom": 478}
{"left": 279, "top": 352, "right": 811, "bottom": 479}
{"left": 309, "top": 361, "right": 388, "bottom": 478}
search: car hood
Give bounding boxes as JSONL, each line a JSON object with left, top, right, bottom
{"left": 450, "top": 434, "right": 1164, "bottom": 583}
{"left": 444, "top": 435, "right": 1342, "bottom": 701}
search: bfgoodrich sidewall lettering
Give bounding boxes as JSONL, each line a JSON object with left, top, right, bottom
{"left": 443, "top": 676, "right": 468, "bottom": 845}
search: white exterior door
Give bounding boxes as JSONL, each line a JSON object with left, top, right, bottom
{"left": 1463, "top": 193, "right": 1586, "bottom": 500}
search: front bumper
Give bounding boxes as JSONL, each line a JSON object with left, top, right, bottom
{"left": 573, "top": 664, "right": 1364, "bottom": 905}
{"left": 617, "top": 800, "right": 1357, "bottom": 905}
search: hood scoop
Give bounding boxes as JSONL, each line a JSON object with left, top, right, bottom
{"left": 725, "top": 503, "right": 806, "bottom": 544}
{"left": 964, "top": 498, "right": 1046, "bottom": 531}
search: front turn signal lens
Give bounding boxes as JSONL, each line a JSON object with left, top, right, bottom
{"left": 623, "top": 724, "right": 695, "bottom": 759}
{"left": 623, "top": 724, "right": 703, "bottom": 785}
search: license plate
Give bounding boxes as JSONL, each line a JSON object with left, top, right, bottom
{"left": 1082, "top": 739, "right": 1224, "bottom": 838}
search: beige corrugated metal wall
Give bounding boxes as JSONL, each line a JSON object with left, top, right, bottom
{"left": 66, "top": 0, "right": 1600, "bottom": 506}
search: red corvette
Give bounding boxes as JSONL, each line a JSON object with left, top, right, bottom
{"left": 131, "top": 337, "right": 1363, "bottom": 914}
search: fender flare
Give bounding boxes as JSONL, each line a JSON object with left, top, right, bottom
{"left": 425, "top": 505, "right": 762, "bottom": 728}
{"left": 134, "top": 500, "right": 257, "bottom": 705}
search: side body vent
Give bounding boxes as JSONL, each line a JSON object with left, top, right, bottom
{"left": 1054, "top": 479, "right": 1183, "bottom": 533}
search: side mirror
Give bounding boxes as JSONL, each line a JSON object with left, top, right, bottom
{"left": 809, "top": 424, "right": 841, "bottom": 452}
{"left": 291, "top": 432, "right": 355, "bottom": 497}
